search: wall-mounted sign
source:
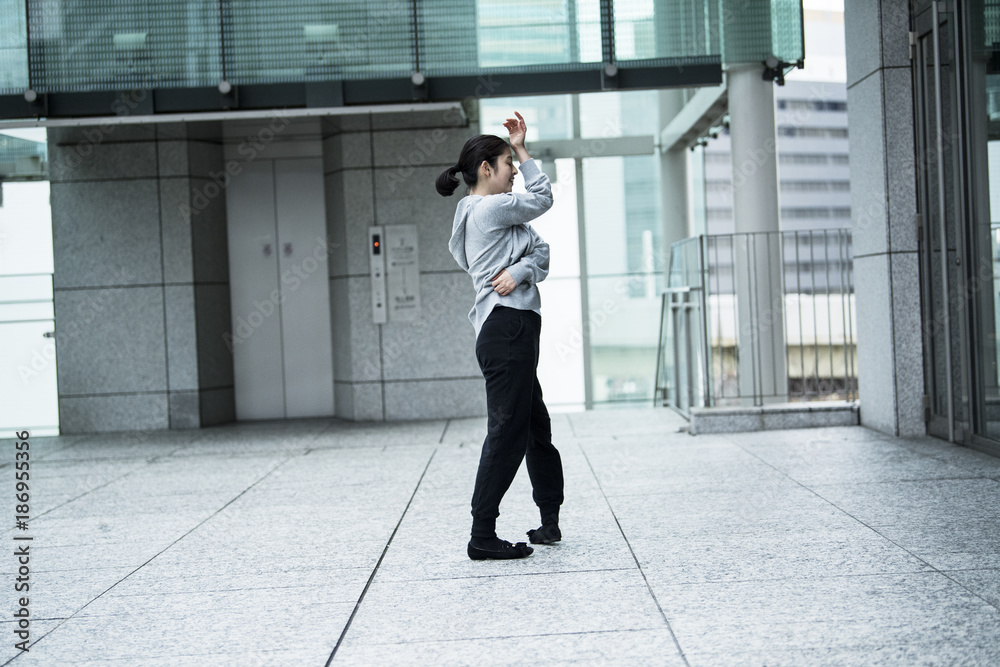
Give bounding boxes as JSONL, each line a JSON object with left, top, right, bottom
{"left": 384, "top": 224, "right": 421, "bottom": 322}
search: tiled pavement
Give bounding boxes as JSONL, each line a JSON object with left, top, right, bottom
{"left": 1, "top": 409, "right": 999, "bottom": 665}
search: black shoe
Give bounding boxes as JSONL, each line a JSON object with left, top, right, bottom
{"left": 527, "top": 524, "right": 561, "bottom": 544}
{"left": 468, "top": 537, "right": 533, "bottom": 560}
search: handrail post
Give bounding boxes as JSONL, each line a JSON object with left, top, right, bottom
{"left": 654, "top": 291, "right": 667, "bottom": 407}
{"left": 699, "top": 234, "right": 712, "bottom": 407}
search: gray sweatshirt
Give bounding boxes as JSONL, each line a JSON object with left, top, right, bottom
{"left": 448, "top": 158, "right": 553, "bottom": 337}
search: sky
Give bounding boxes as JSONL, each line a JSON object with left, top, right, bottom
{"left": 789, "top": 0, "right": 847, "bottom": 83}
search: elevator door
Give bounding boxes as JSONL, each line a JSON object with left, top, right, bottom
{"left": 226, "top": 157, "right": 334, "bottom": 420}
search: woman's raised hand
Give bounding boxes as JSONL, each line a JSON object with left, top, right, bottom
{"left": 503, "top": 111, "right": 527, "bottom": 149}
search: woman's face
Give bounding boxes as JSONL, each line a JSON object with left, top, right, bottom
{"left": 480, "top": 152, "right": 518, "bottom": 195}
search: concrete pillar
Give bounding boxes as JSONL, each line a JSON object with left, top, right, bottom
{"left": 844, "top": 0, "right": 924, "bottom": 436}
{"left": 727, "top": 64, "right": 787, "bottom": 403}
{"left": 322, "top": 107, "right": 486, "bottom": 421}
{"left": 729, "top": 65, "right": 780, "bottom": 234}
{"left": 658, "top": 89, "right": 690, "bottom": 259}
{"left": 49, "top": 122, "right": 235, "bottom": 432}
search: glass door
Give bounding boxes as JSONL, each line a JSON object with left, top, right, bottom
{"left": 914, "top": 2, "right": 971, "bottom": 442}
{"left": 0, "top": 178, "right": 59, "bottom": 437}
{"left": 964, "top": 1, "right": 1000, "bottom": 455}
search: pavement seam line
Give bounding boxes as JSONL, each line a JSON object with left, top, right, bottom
{"left": 726, "top": 436, "right": 1000, "bottom": 614}
{"left": 3, "top": 451, "right": 176, "bottom": 533}
{"left": 577, "top": 441, "right": 691, "bottom": 667}
{"left": 355, "top": 626, "right": 664, "bottom": 648}
{"left": 326, "top": 448, "right": 438, "bottom": 665}
{"left": 2, "top": 453, "right": 300, "bottom": 665}
{"left": 385, "top": 566, "right": 637, "bottom": 584}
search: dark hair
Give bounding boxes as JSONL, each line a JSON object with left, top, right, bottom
{"left": 435, "top": 134, "right": 510, "bottom": 196}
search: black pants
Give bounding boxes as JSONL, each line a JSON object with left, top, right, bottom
{"left": 471, "top": 306, "right": 564, "bottom": 539}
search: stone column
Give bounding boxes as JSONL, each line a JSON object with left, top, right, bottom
{"left": 49, "top": 121, "right": 234, "bottom": 433}
{"left": 844, "top": 0, "right": 924, "bottom": 436}
{"left": 658, "top": 89, "right": 690, "bottom": 256}
{"left": 728, "top": 64, "right": 788, "bottom": 404}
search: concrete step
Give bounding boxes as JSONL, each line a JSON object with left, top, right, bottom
{"left": 689, "top": 400, "right": 860, "bottom": 434}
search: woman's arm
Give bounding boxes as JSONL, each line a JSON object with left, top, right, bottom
{"left": 491, "top": 228, "right": 550, "bottom": 295}
{"left": 476, "top": 112, "right": 552, "bottom": 230}
{"left": 505, "top": 233, "right": 549, "bottom": 287}
{"left": 475, "top": 159, "right": 552, "bottom": 230}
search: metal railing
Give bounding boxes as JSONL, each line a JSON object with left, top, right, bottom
{"left": 655, "top": 229, "right": 857, "bottom": 416}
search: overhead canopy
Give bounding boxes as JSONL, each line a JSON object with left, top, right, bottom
{"left": 0, "top": 0, "right": 802, "bottom": 121}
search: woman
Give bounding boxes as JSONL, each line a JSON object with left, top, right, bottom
{"left": 436, "top": 111, "right": 564, "bottom": 561}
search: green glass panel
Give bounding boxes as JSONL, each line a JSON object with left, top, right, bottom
{"left": 575, "top": 0, "right": 606, "bottom": 63}
{"left": 720, "top": 0, "right": 772, "bottom": 63}
{"left": 0, "top": 0, "right": 28, "bottom": 94}
{"left": 224, "top": 1, "right": 414, "bottom": 84}
{"left": 8, "top": 0, "right": 737, "bottom": 95}
{"left": 476, "top": 0, "right": 595, "bottom": 69}
{"left": 966, "top": 0, "right": 993, "bottom": 55}
{"left": 419, "top": 0, "right": 478, "bottom": 74}
{"left": 0, "top": 134, "right": 46, "bottom": 161}
{"left": 26, "top": 0, "right": 222, "bottom": 93}
{"left": 771, "top": 0, "right": 803, "bottom": 64}
{"left": 615, "top": 0, "right": 719, "bottom": 61}
{"left": 719, "top": 0, "right": 803, "bottom": 65}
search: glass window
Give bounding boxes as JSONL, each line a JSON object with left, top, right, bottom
{"left": 0, "top": 157, "right": 58, "bottom": 435}
{"left": 0, "top": 0, "right": 28, "bottom": 94}
{"left": 579, "top": 89, "right": 659, "bottom": 138}
{"left": 480, "top": 96, "right": 574, "bottom": 141}
{"left": 972, "top": 47, "right": 1000, "bottom": 442}
{"left": 26, "top": 0, "right": 222, "bottom": 91}
{"left": 613, "top": 0, "right": 719, "bottom": 61}
{"left": 536, "top": 160, "right": 586, "bottom": 410}
{"left": 583, "top": 153, "right": 662, "bottom": 407}
{"left": 477, "top": 0, "right": 600, "bottom": 68}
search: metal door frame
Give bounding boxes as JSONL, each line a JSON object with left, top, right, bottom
{"left": 914, "top": 1, "right": 973, "bottom": 444}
